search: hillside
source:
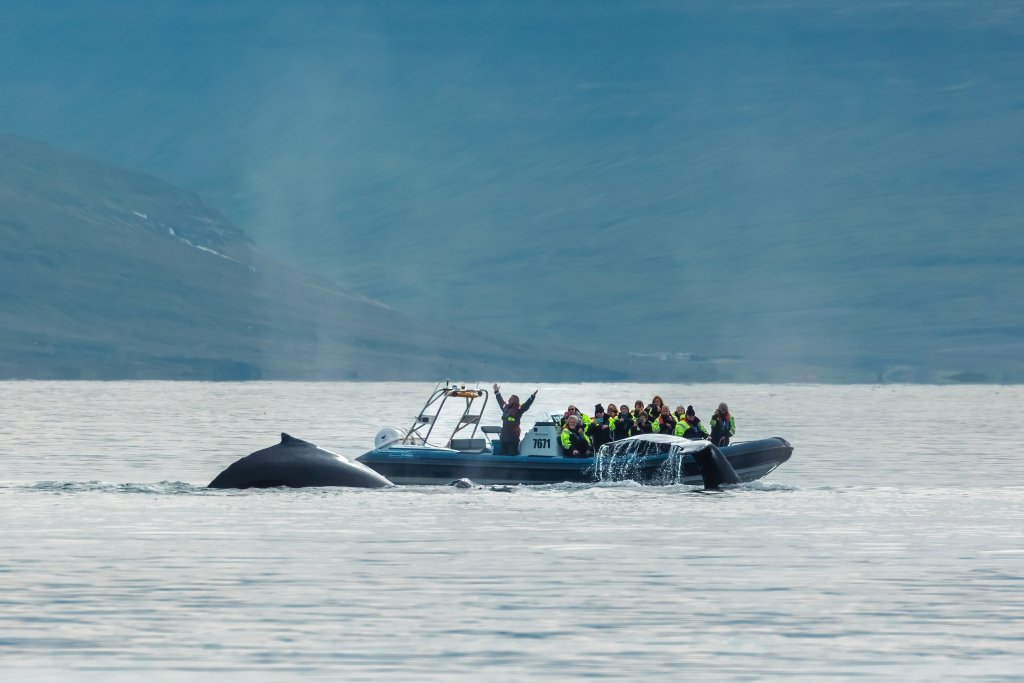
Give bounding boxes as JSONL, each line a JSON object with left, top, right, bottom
{"left": 0, "top": 135, "right": 618, "bottom": 380}
{"left": 1, "top": 1, "right": 1022, "bottom": 381}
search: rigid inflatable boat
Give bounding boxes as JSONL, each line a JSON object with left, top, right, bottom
{"left": 356, "top": 382, "right": 793, "bottom": 486}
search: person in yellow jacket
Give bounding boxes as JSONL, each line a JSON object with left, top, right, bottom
{"left": 560, "top": 415, "right": 591, "bottom": 457}
{"left": 560, "top": 404, "right": 590, "bottom": 429}
{"left": 651, "top": 405, "right": 678, "bottom": 435}
{"left": 675, "top": 405, "right": 709, "bottom": 439}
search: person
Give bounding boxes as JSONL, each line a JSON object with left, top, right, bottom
{"left": 673, "top": 404, "right": 687, "bottom": 423}
{"left": 560, "top": 404, "right": 590, "bottom": 429}
{"left": 560, "top": 415, "right": 591, "bottom": 457}
{"left": 612, "top": 404, "right": 634, "bottom": 440}
{"left": 710, "top": 402, "right": 736, "bottom": 447}
{"left": 676, "top": 405, "right": 709, "bottom": 439}
{"left": 492, "top": 384, "right": 538, "bottom": 455}
{"left": 605, "top": 404, "right": 620, "bottom": 440}
{"left": 646, "top": 395, "right": 665, "bottom": 419}
{"left": 632, "top": 400, "right": 647, "bottom": 420}
{"left": 587, "top": 404, "right": 612, "bottom": 451}
{"left": 631, "top": 410, "right": 653, "bottom": 435}
{"left": 651, "top": 405, "right": 677, "bottom": 435}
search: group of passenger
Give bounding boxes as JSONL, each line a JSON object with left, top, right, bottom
{"left": 493, "top": 385, "right": 736, "bottom": 458}
{"left": 559, "top": 395, "right": 736, "bottom": 458}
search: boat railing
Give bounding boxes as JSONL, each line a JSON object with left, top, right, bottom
{"left": 402, "top": 381, "right": 489, "bottom": 448}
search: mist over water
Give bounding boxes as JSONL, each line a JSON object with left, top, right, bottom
{"left": 1, "top": 381, "right": 1022, "bottom": 680}
{"left": 2, "top": 1, "right": 1022, "bottom": 381}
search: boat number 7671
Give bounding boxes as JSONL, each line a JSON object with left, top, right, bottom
{"left": 532, "top": 438, "right": 551, "bottom": 449}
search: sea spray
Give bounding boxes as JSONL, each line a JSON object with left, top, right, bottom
{"left": 592, "top": 437, "right": 705, "bottom": 484}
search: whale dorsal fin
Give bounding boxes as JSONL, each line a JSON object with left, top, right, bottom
{"left": 280, "top": 433, "right": 316, "bottom": 448}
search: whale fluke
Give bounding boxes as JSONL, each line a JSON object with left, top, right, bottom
{"left": 691, "top": 444, "right": 742, "bottom": 489}
{"left": 209, "top": 433, "right": 393, "bottom": 489}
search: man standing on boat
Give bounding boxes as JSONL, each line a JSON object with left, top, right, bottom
{"left": 493, "top": 384, "right": 538, "bottom": 455}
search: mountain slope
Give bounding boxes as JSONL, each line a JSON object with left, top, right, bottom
{"left": 1, "top": 1, "right": 1022, "bottom": 380}
{"left": 0, "top": 134, "right": 619, "bottom": 380}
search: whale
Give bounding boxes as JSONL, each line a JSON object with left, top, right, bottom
{"left": 209, "top": 433, "right": 393, "bottom": 489}
{"left": 691, "top": 443, "right": 742, "bottom": 489}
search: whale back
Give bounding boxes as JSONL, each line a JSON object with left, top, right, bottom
{"left": 208, "top": 433, "right": 393, "bottom": 489}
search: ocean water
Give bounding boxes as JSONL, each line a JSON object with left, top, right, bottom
{"left": 1, "top": 381, "right": 1022, "bottom": 681}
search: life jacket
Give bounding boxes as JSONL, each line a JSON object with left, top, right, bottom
{"left": 676, "top": 417, "right": 708, "bottom": 439}
{"left": 610, "top": 413, "right": 633, "bottom": 440}
{"left": 632, "top": 418, "right": 653, "bottom": 435}
{"left": 497, "top": 392, "right": 529, "bottom": 436}
{"left": 710, "top": 414, "right": 735, "bottom": 439}
{"left": 652, "top": 414, "right": 677, "bottom": 434}
{"left": 502, "top": 404, "right": 521, "bottom": 425}
{"left": 560, "top": 425, "right": 591, "bottom": 452}
{"left": 561, "top": 411, "right": 590, "bottom": 428}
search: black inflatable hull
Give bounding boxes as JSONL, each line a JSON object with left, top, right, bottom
{"left": 209, "top": 433, "right": 393, "bottom": 489}
{"left": 357, "top": 437, "right": 792, "bottom": 486}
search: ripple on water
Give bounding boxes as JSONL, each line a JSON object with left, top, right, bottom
{"left": 1, "top": 381, "right": 1023, "bottom": 680}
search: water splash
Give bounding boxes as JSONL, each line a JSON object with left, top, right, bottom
{"left": 591, "top": 437, "right": 708, "bottom": 485}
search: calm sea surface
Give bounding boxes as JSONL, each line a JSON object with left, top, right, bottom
{"left": 1, "top": 382, "right": 1022, "bottom": 681}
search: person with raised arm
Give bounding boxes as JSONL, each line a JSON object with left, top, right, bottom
{"left": 492, "top": 384, "right": 538, "bottom": 455}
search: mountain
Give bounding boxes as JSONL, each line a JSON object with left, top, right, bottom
{"left": 1, "top": 1, "right": 1022, "bottom": 381}
{"left": 0, "top": 134, "right": 619, "bottom": 380}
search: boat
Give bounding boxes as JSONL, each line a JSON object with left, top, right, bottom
{"left": 356, "top": 381, "right": 793, "bottom": 486}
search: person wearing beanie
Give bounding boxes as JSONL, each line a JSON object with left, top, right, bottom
{"left": 587, "top": 404, "right": 612, "bottom": 451}
{"left": 677, "top": 404, "right": 709, "bottom": 439}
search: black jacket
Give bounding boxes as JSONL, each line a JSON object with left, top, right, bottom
{"left": 611, "top": 413, "right": 633, "bottom": 440}
{"left": 587, "top": 415, "right": 612, "bottom": 450}
{"left": 632, "top": 419, "right": 653, "bottom": 435}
